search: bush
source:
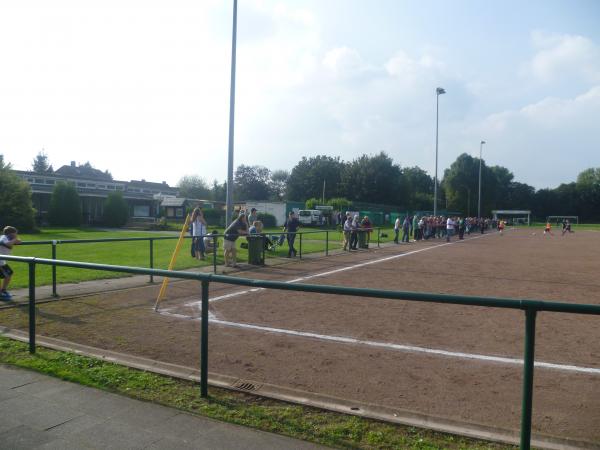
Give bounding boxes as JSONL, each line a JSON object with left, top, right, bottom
{"left": 327, "top": 197, "right": 352, "bottom": 212}
{"left": 305, "top": 198, "right": 320, "bottom": 210}
{"left": 257, "top": 212, "right": 277, "bottom": 228}
{"left": 0, "top": 168, "right": 36, "bottom": 232}
{"left": 103, "top": 192, "right": 129, "bottom": 227}
{"left": 202, "top": 208, "right": 224, "bottom": 227}
{"left": 48, "top": 181, "right": 81, "bottom": 227}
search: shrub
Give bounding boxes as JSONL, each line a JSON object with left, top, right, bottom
{"left": 257, "top": 212, "right": 277, "bottom": 228}
{"left": 0, "top": 167, "right": 36, "bottom": 232}
{"left": 305, "top": 198, "right": 320, "bottom": 210}
{"left": 48, "top": 181, "right": 81, "bottom": 226}
{"left": 327, "top": 197, "right": 352, "bottom": 212}
{"left": 202, "top": 208, "right": 224, "bottom": 227}
{"left": 103, "top": 192, "right": 129, "bottom": 227}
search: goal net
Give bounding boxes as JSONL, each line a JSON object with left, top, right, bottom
{"left": 547, "top": 215, "right": 579, "bottom": 225}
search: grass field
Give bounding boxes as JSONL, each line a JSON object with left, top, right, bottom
{"left": 7, "top": 227, "right": 351, "bottom": 288}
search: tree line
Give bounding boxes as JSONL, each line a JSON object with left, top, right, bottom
{"left": 182, "top": 152, "right": 600, "bottom": 221}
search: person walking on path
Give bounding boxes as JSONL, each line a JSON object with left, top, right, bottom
{"left": 394, "top": 216, "right": 401, "bottom": 244}
{"left": 401, "top": 216, "right": 410, "bottom": 243}
{"left": 191, "top": 208, "right": 208, "bottom": 260}
{"left": 0, "top": 226, "right": 22, "bottom": 300}
{"left": 223, "top": 212, "right": 248, "bottom": 268}
{"left": 283, "top": 211, "right": 301, "bottom": 257}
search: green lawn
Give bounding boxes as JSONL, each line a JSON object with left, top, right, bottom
{"left": 6, "top": 228, "right": 346, "bottom": 288}
{"left": 0, "top": 337, "right": 511, "bottom": 450}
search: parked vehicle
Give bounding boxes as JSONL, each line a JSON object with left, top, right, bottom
{"left": 298, "top": 209, "right": 323, "bottom": 226}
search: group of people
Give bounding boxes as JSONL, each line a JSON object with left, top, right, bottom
{"left": 543, "top": 219, "right": 573, "bottom": 236}
{"left": 342, "top": 213, "right": 373, "bottom": 251}
{"left": 393, "top": 215, "right": 498, "bottom": 244}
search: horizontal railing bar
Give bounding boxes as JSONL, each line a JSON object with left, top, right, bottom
{"left": 3, "top": 255, "right": 600, "bottom": 315}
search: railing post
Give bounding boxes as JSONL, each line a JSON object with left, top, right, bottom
{"left": 200, "top": 280, "right": 209, "bottom": 397}
{"left": 299, "top": 232, "right": 302, "bottom": 259}
{"left": 520, "top": 308, "right": 537, "bottom": 450}
{"left": 325, "top": 230, "right": 329, "bottom": 256}
{"left": 261, "top": 235, "right": 266, "bottom": 265}
{"left": 51, "top": 241, "right": 58, "bottom": 297}
{"left": 212, "top": 235, "right": 217, "bottom": 274}
{"left": 377, "top": 228, "right": 381, "bottom": 248}
{"left": 28, "top": 262, "right": 36, "bottom": 354}
{"left": 149, "top": 239, "right": 154, "bottom": 283}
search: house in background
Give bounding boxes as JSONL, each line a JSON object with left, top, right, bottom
{"left": 15, "top": 161, "right": 179, "bottom": 224}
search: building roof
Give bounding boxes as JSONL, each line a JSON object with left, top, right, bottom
{"left": 161, "top": 197, "right": 188, "bottom": 207}
{"left": 55, "top": 164, "right": 113, "bottom": 181}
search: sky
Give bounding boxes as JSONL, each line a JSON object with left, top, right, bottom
{"left": 0, "top": 0, "right": 599, "bottom": 189}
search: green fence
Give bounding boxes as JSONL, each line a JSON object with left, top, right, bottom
{"left": 1, "top": 254, "right": 599, "bottom": 449}
{"left": 19, "top": 228, "right": 386, "bottom": 296}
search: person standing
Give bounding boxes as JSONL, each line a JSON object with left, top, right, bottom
{"left": 402, "top": 216, "right": 410, "bottom": 243}
{"left": 446, "top": 217, "right": 456, "bottom": 242}
{"left": 247, "top": 207, "right": 258, "bottom": 225}
{"left": 223, "top": 212, "right": 248, "bottom": 267}
{"left": 0, "top": 226, "right": 22, "bottom": 301}
{"left": 393, "top": 216, "right": 401, "bottom": 244}
{"left": 350, "top": 214, "right": 360, "bottom": 250}
{"left": 343, "top": 213, "right": 352, "bottom": 250}
{"left": 283, "top": 211, "right": 301, "bottom": 257}
{"left": 191, "top": 208, "right": 208, "bottom": 260}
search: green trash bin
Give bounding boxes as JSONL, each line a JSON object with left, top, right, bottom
{"left": 358, "top": 230, "right": 368, "bottom": 249}
{"left": 247, "top": 236, "right": 264, "bottom": 265}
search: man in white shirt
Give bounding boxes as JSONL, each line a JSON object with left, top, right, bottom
{"left": 393, "top": 217, "right": 401, "bottom": 244}
{"left": 446, "top": 217, "right": 456, "bottom": 242}
{"left": 0, "top": 226, "right": 22, "bottom": 300}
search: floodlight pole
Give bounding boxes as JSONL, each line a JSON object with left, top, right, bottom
{"left": 225, "top": 0, "right": 238, "bottom": 224}
{"left": 478, "top": 140, "right": 486, "bottom": 218}
{"left": 433, "top": 87, "right": 445, "bottom": 217}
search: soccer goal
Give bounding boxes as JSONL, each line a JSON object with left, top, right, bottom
{"left": 492, "top": 210, "right": 531, "bottom": 226}
{"left": 547, "top": 215, "right": 579, "bottom": 225}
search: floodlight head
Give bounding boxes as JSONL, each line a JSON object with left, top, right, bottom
{"left": 481, "top": 140, "right": 486, "bottom": 144}
{"left": 436, "top": 87, "right": 446, "bottom": 95}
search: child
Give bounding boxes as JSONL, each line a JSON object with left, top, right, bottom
{"left": 498, "top": 219, "right": 505, "bottom": 235}
{"left": 0, "top": 226, "right": 22, "bottom": 300}
{"left": 544, "top": 222, "right": 553, "bottom": 236}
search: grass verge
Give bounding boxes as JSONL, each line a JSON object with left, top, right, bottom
{"left": 0, "top": 336, "right": 511, "bottom": 449}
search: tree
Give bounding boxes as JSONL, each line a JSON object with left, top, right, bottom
{"left": 234, "top": 165, "right": 271, "bottom": 200}
{"left": 178, "top": 175, "right": 211, "bottom": 199}
{"left": 103, "top": 192, "right": 129, "bottom": 227}
{"left": 305, "top": 198, "right": 320, "bottom": 209}
{"left": 0, "top": 157, "right": 36, "bottom": 232}
{"left": 402, "top": 166, "right": 433, "bottom": 210}
{"left": 32, "top": 150, "right": 53, "bottom": 174}
{"left": 576, "top": 168, "right": 600, "bottom": 220}
{"left": 211, "top": 180, "right": 227, "bottom": 202}
{"left": 48, "top": 181, "right": 81, "bottom": 226}
{"left": 269, "top": 170, "right": 289, "bottom": 201}
{"left": 287, "top": 156, "right": 346, "bottom": 201}
{"left": 339, "top": 152, "right": 405, "bottom": 205}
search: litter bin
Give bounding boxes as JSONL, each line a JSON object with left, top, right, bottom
{"left": 247, "top": 235, "right": 264, "bottom": 265}
{"left": 358, "top": 230, "right": 368, "bottom": 249}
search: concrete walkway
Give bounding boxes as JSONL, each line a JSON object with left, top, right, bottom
{"left": 0, "top": 364, "right": 327, "bottom": 450}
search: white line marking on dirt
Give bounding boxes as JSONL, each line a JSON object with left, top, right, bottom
{"left": 205, "top": 232, "right": 491, "bottom": 304}
{"left": 211, "top": 318, "right": 600, "bottom": 376}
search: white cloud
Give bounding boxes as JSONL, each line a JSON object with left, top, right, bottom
{"left": 527, "top": 31, "right": 600, "bottom": 83}
{"left": 472, "top": 86, "right": 600, "bottom": 188}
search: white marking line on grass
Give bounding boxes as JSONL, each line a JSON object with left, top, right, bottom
{"left": 211, "top": 318, "right": 600, "bottom": 376}
{"left": 205, "top": 233, "right": 490, "bottom": 304}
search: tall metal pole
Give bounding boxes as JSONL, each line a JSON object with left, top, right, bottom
{"left": 433, "top": 87, "right": 445, "bottom": 216}
{"left": 225, "top": 0, "right": 238, "bottom": 224}
{"left": 478, "top": 140, "right": 485, "bottom": 218}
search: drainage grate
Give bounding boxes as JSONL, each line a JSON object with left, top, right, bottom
{"left": 232, "top": 380, "right": 262, "bottom": 392}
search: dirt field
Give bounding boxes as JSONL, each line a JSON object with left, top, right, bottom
{"left": 1, "top": 228, "right": 599, "bottom": 443}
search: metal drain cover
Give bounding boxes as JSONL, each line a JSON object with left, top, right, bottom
{"left": 232, "top": 380, "right": 262, "bottom": 392}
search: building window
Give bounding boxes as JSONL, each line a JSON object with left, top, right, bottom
{"left": 176, "top": 208, "right": 184, "bottom": 218}
{"left": 45, "top": 180, "right": 55, "bottom": 185}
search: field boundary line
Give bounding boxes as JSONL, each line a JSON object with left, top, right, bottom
{"left": 210, "top": 318, "right": 600, "bottom": 376}
{"left": 203, "top": 231, "right": 496, "bottom": 305}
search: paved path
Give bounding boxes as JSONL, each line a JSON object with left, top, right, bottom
{"left": 0, "top": 364, "right": 327, "bottom": 449}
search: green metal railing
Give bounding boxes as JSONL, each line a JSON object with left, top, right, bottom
{"left": 19, "top": 228, "right": 388, "bottom": 296}
{"left": 1, "top": 254, "right": 599, "bottom": 449}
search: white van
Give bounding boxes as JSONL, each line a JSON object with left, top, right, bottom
{"left": 298, "top": 210, "right": 322, "bottom": 226}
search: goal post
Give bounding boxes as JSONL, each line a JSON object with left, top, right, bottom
{"left": 547, "top": 215, "right": 579, "bottom": 225}
{"left": 491, "top": 210, "right": 531, "bottom": 226}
